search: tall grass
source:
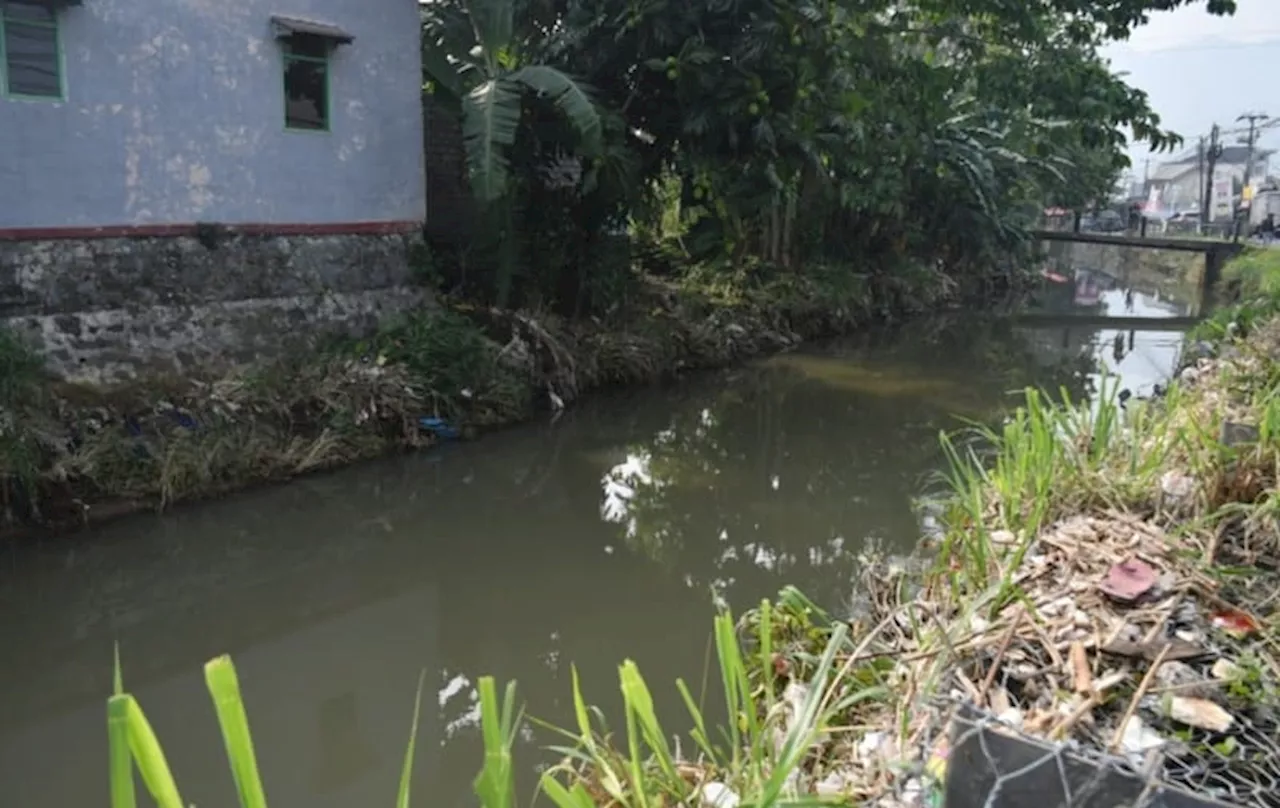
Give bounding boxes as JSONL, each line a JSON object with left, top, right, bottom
{"left": 1194, "top": 246, "right": 1280, "bottom": 342}
{"left": 107, "top": 652, "right": 425, "bottom": 808}
{"left": 106, "top": 595, "right": 884, "bottom": 807}
{"left": 934, "top": 373, "right": 1180, "bottom": 604}
{"left": 510, "top": 599, "right": 886, "bottom": 807}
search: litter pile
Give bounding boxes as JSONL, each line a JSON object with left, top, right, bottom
{"left": 916, "top": 513, "right": 1280, "bottom": 805}
{"left": 778, "top": 507, "right": 1280, "bottom": 807}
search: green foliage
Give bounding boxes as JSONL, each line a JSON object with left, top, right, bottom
{"left": 349, "top": 308, "right": 530, "bottom": 422}
{"left": 471, "top": 598, "right": 883, "bottom": 807}
{"left": 1192, "top": 247, "right": 1280, "bottom": 342}
{"left": 421, "top": 0, "right": 1237, "bottom": 315}
{"left": 361, "top": 310, "right": 496, "bottom": 396}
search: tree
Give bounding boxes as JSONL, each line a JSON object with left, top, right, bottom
{"left": 421, "top": 0, "right": 1241, "bottom": 307}
{"left": 421, "top": 0, "right": 603, "bottom": 204}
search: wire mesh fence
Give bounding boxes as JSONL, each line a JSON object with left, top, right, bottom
{"left": 880, "top": 697, "right": 1280, "bottom": 807}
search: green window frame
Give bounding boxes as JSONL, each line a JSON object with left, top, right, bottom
{"left": 282, "top": 35, "right": 330, "bottom": 132}
{"left": 0, "top": 1, "right": 65, "bottom": 101}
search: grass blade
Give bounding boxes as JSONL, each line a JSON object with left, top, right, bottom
{"left": 107, "top": 695, "right": 136, "bottom": 808}
{"left": 674, "top": 678, "right": 717, "bottom": 760}
{"left": 473, "top": 676, "right": 516, "bottom": 808}
{"left": 757, "top": 623, "right": 849, "bottom": 805}
{"left": 204, "top": 655, "right": 268, "bottom": 808}
{"left": 124, "top": 696, "right": 184, "bottom": 808}
{"left": 619, "top": 660, "right": 684, "bottom": 797}
{"left": 539, "top": 772, "right": 596, "bottom": 808}
{"left": 566, "top": 665, "right": 627, "bottom": 801}
{"left": 396, "top": 670, "right": 426, "bottom": 808}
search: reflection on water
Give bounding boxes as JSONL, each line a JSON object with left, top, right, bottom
{"left": 0, "top": 314, "right": 1192, "bottom": 806}
{"left": 1021, "top": 287, "right": 1190, "bottom": 400}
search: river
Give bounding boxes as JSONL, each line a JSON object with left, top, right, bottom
{"left": 0, "top": 298, "right": 1192, "bottom": 806}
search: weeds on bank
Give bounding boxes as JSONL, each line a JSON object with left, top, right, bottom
{"left": 1193, "top": 246, "right": 1280, "bottom": 343}
{"left": 526, "top": 603, "right": 889, "bottom": 807}
{"left": 2, "top": 307, "right": 536, "bottom": 523}
{"left": 5, "top": 260, "right": 961, "bottom": 526}
{"left": 862, "top": 251, "right": 1280, "bottom": 802}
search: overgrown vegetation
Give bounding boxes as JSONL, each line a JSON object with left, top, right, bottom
{"left": 420, "top": 0, "right": 1231, "bottom": 312}
{"left": 0, "top": 262, "right": 945, "bottom": 531}
{"left": 104, "top": 596, "right": 887, "bottom": 808}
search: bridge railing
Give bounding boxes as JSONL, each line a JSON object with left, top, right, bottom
{"left": 1038, "top": 216, "right": 1237, "bottom": 241}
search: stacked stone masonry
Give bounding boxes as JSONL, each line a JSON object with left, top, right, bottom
{"left": 0, "top": 231, "right": 427, "bottom": 384}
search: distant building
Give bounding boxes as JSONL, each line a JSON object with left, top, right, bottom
{"left": 1146, "top": 146, "right": 1273, "bottom": 221}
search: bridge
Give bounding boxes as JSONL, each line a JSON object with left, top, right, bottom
{"left": 1031, "top": 230, "right": 1244, "bottom": 293}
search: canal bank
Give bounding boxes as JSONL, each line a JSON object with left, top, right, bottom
{"left": 509, "top": 247, "right": 1280, "bottom": 807}
{"left": 0, "top": 300, "right": 1190, "bottom": 807}
{"left": 0, "top": 263, "right": 996, "bottom": 538}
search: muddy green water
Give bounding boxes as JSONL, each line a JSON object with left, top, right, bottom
{"left": 0, "top": 306, "right": 1191, "bottom": 807}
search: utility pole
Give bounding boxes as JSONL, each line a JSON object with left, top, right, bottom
{"left": 1234, "top": 111, "right": 1270, "bottom": 241}
{"left": 1203, "top": 124, "right": 1223, "bottom": 235}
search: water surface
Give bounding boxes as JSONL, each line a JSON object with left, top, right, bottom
{"left": 0, "top": 313, "right": 1190, "bottom": 806}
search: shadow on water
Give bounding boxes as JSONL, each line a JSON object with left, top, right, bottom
{"left": 0, "top": 310, "right": 1195, "bottom": 806}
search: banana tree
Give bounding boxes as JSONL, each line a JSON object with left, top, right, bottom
{"left": 421, "top": 0, "right": 603, "bottom": 205}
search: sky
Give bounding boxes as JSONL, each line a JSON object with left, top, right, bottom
{"left": 1101, "top": 0, "right": 1280, "bottom": 173}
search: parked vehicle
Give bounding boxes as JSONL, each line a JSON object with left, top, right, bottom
{"left": 1081, "top": 210, "right": 1126, "bottom": 233}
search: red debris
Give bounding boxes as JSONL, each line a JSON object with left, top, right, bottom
{"left": 1099, "top": 557, "right": 1158, "bottom": 603}
{"left": 1211, "top": 609, "right": 1259, "bottom": 638}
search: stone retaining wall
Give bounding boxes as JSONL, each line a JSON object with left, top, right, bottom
{"left": 0, "top": 230, "right": 428, "bottom": 384}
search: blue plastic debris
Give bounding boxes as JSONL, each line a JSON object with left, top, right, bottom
{"left": 418, "top": 416, "right": 460, "bottom": 440}
{"left": 168, "top": 409, "right": 199, "bottom": 430}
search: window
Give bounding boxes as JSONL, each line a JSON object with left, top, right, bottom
{"left": 1, "top": 1, "right": 63, "bottom": 99}
{"left": 283, "top": 34, "right": 329, "bottom": 131}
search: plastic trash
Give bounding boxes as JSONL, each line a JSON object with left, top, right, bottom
{"left": 419, "top": 416, "right": 460, "bottom": 440}
{"left": 168, "top": 410, "right": 198, "bottom": 430}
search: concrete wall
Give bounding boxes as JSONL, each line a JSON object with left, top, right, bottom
{"left": 0, "top": 0, "right": 425, "bottom": 230}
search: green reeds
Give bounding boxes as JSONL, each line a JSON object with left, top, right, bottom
{"left": 106, "top": 652, "right": 428, "bottom": 808}
{"left": 517, "top": 599, "right": 881, "bottom": 807}
{"left": 935, "top": 374, "right": 1174, "bottom": 590}
{"left": 107, "top": 648, "right": 185, "bottom": 808}
{"left": 473, "top": 676, "right": 522, "bottom": 808}
{"left": 205, "top": 655, "right": 268, "bottom": 808}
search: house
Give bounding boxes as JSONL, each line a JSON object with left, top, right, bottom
{"left": 1145, "top": 146, "right": 1273, "bottom": 222}
{"left": 0, "top": 0, "right": 426, "bottom": 381}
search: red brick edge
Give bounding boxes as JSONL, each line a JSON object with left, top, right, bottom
{"left": 0, "top": 220, "right": 423, "bottom": 241}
